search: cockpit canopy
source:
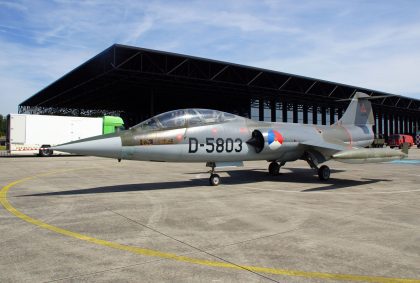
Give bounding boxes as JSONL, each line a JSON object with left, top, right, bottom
{"left": 132, "top": 109, "right": 238, "bottom": 130}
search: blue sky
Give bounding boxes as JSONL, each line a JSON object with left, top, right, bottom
{"left": 1, "top": 0, "right": 420, "bottom": 115}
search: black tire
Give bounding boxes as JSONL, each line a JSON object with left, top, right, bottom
{"left": 39, "top": 145, "right": 53, "bottom": 157}
{"left": 268, "top": 162, "right": 280, "bottom": 176}
{"left": 209, "top": 174, "right": 221, "bottom": 186}
{"left": 318, "top": 165, "right": 330, "bottom": 181}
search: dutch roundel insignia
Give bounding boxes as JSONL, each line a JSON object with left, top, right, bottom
{"left": 268, "top": 130, "right": 284, "bottom": 150}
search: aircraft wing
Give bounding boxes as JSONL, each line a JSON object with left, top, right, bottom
{"left": 296, "top": 139, "right": 354, "bottom": 165}
{"left": 299, "top": 138, "right": 352, "bottom": 152}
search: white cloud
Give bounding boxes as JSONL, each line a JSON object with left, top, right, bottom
{"left": 0, "top": 0, "right": 419, "bottom": 115}
{"left": 141, "top": 1, "right": 299, "bottom": 34}
{"left": 122, "top": 16, "right": 154, "bottom": 44}
{"left": 0, "top": 77, "right": 40, "bottom": 114}
{"left": 0, "top": 0, "right": 27, "bottom": 12}
{"left": 0, "top": 39, "right": 96, "bottom": 114}
{"left": 249, "top": 19, "right": 420, "bottom": 100}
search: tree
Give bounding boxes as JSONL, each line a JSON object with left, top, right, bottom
{"left": 0, "top": 114, "right": 6, "bottom": 137}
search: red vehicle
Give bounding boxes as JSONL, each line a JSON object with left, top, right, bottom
{"left": 388, "top": 134, "right": 414, "bottom": 149}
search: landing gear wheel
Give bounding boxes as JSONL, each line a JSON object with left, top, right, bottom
{"left": 318, "top": 165, "right": 330, "bottom": 181}
{"left": 39, "top": 145, "right": 53, "bottom": 157}
{"left": 209, "top": 174, "right": 221, "bottom": 186}
{"left": 268, "top": 162, "right": 280, "bottom": 176}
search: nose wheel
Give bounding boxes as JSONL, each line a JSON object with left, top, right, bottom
{"left": 207, "top": 162, "right": 221, "bottom": 186}
{"left": 209, "top": 174, "right": 221, "bottom": 186}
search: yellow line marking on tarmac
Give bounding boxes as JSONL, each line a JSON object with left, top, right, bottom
{"left": 1, "top": 170, "right": 420, "bottom": 283}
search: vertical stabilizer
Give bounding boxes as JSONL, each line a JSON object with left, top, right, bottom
{"left": 336, "top": 92, "right": 374, "bottom": 126}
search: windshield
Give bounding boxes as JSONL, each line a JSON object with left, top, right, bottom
{"left": 131, "top": 109, "right": 237, "bottom": 130}
{"left": 156, "top": 110, "right": 187, "bottom": 128}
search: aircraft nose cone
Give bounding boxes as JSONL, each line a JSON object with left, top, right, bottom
{"left": 53, "top": 136, "right": 122, "bottom": 158}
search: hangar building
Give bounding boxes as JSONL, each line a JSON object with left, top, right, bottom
{"left": 19, "top": 44, "right": 420, "bottom": 140}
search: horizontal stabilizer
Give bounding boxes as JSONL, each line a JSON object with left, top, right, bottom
{"left": 336, "top": 94, "right": 394, "bottom": 102}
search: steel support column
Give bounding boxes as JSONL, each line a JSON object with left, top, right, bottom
{"left": 389, "top": 114, "right": 394, "bottom": 135}
{"left": 383, "top": 113, "right": 389, "bottom": 140}
{"left": 329, "top": 106, "right": 335, "bottom": 124}
{"left": 408, "top": 116, "right": 413, "bottom": 135}
{"left": 337, "top": 108, "right": 343, "bottom": 120}
{"left": 399, "top": 115, "right": 404, "bottom": 134}
{"left": 271, "top": 99, "right": 276, "bottom": 122}
{"left": 303, "top": 104, "right": 308, "bottom": 124}
{"left": 259, "top": 98, "right": 264, "bottom": 121}
{"left": 411, "top": 117, "right": 416, "bottom": 135}
{"left": 282, "top": 100, "right": 287, "bottom": 122}
{"left": 293, "top": 103, "right": 298, "bottom": 123}
{"left": 321, "top": 106, "right": 327, "bottom": 125}
{"left": 394, "top": 115, "right": 399, "bottom": 134}
{"left": 377, "top": 111, "right": 383, "bottom": 136}
{"left": 372, "top": 109, "right": 377, "bottom": 135}
{"left": 312, "top": 104, "right": 318, "bottom": 125}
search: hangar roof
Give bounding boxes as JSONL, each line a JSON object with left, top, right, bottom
{"left": 20, "top": 44, "right": 420, "bottom": 114}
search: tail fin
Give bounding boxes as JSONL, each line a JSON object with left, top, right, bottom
{"left": 336, "top": 92, "right": 374, "bottom": 126}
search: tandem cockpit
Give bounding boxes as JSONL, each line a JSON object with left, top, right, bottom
{"left": 131, "top": 109, "right": 239, "bottom": 131}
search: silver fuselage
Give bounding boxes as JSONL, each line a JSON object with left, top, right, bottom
{"left": 117, "top": 117, "right": 373, "bottom": 163}
{"left": 53, "top": 95, "right": 405, "bottom": 168}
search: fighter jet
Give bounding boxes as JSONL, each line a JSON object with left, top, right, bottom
{"left": 54, "top": 92, "right": 407, "bottom": 186}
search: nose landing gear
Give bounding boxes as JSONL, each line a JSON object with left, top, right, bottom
{"left": 207, "top": 162, "right": 221, "bottom": 186}
{"left": 209, "top": 173, "right": 221, "bottom": 186}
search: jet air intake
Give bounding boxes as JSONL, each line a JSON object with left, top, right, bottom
{"left": 246, "top": 130, "right": 264, "bottom": 153}
{"left": 247, "top": 129, "right": 285, "bottom": 153}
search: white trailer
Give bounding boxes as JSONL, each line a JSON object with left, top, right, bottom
{"left": 6, "top": 114, "right": 123, "bottom": 156}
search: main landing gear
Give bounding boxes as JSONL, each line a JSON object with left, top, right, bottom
{"left": 304, "top": 152, "right": 331, "bottom": 181}
{"left": 317, "top": 165, "right": 331, "bottom": 181}
{"left": 268, "top": 161, "right": 285, "bottom": 176}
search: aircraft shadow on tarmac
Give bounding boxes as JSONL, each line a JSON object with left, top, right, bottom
{"left": 19, "top": 168, "right": 391, "bottom": 197}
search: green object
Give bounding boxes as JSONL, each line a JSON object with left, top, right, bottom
{"left": 0, "top": 114, "right": 6, "bottom": 136}
{"left": 102, "top": 116, "right": 124, "bottom": 134}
